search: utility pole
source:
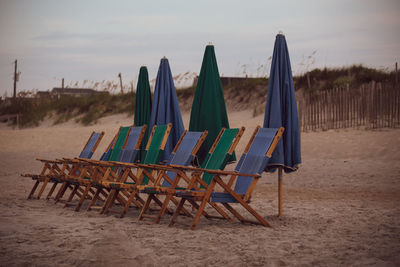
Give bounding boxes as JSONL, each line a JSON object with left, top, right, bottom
{"left": 396, "top": 62, "right": 398, "bottom": 85}
{"left": 118, "top": 72, "right": 124, "bottom": 94}
{"left": 13, "top": 60, "right": 18, "bottom": 99}
{"left": 62, "top": 78, "right": 65, "bottom": 93}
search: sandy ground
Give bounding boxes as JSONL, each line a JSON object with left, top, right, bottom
{"left": 0, "top": 111, "right": 399, "bottom": 266}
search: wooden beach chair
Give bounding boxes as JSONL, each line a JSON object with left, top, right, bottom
{"left": 48, "top": 130, "right": 117, "bottom": 203}
{"left": 105, "top": 129, "right": 210, "bottom": 219}
{"left": 58, "top": 125, "right": 145, "bottom": 208}
{"left": 97, "top": 124, "right": 172, "bottom": 215}
{"left": 50, "top": 126, "right": 129, "bottom": 203}
{"left": 169, "top": 126, "right": 284, "bottom": 230}
{"left": 136, "top": 127, "right": 245, "bottom": 223}
{"left": 23, "top": 131, "right": 104, "bottom": 200}
{"left": 67, "top": 125, "right": 147, "bottom": 211}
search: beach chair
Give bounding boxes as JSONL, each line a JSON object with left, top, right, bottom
{"left": 98, "top": 124, "right": 173, "bottom": 215}
{"left": 169, "top": 126, "right": 284, "bottom": 230}
{"left": 50, "top": 126, "right": 130, "bottom": 204}
{"left": 106, "top": 129, "right": 210, "bottom": 219}
{"left": 137, "top": 127, "right": 245, "bottom": 223}
{"left": 23, "top": 131, "right": 104, "bottom": 200}
{"left": 49, "top": 130, "right": 117, "bottom": 203}
{"left": 69, "top": 125, "right": 146, "bottom": 211}
{"left": 59, "top": 125, "right": 145, "bottom": 209}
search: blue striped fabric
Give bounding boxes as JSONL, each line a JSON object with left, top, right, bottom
{"left": 211, "top": 128, "right": 279, "bottom": 201}
{"left": 99, "top": 139, "right": 115, "bottom": 161}
{"left": 161, "top": 131, "right": 203, "bottom": 187}
{"left": 79, "top": 132, "right": 101, "bottom": 159}
{"left": 118, "top": 126, "right": 143, "bottom": 163}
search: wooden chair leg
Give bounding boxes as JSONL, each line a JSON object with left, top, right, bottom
{"left": 46, "top": 183, "right": 58, "bottom": 200}
{"left": 28, "top": 181, "right": 40, "bottom": 199}
{"left": 103, "top": 191, "right": 120, "bottom": 214}
{"left": 101, "top": 189, "right": 120, "bottom": 214}
{"left": 155, "top": 194, "right": 173, "bottom": 223}
{"left": 170, "top": 196, "right": 193, "bottom": 217}
{"left": 169, "top": 198, "right": 186, "bottom": 227}
{"left": 75, "top": 185, "right": 91, "bottom": 211}
{"left": 187, "top": 199, "right": 212, "bottom": 219}
{"left": 215, "top": 177, "right": 271, "bottom": 227}
{"left": 189, "top": 180, "right": 217, "bottom": 230}
{"left": 120, "top": 191, "right": 137, "bottom": 218}
{"left": 36, "top": 179, "right": 49, "bottom": 199}
{"left": 138, "top": 195, "right": 153, "bottom": 221}
{"left": 222, "top": 203, "right": 246, "bottom": 223}
{"left": 64, "top": 185, "right": 79, "bottom": 207}
{"left": 55, "top": 182, "right": 72, "bottom": 203}
{"left": 87, "top": 188, "right": 101, "bottom": 211}
{"left": 208, "top": 202, "right": 234, "bottom": 222}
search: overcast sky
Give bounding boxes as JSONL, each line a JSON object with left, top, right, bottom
{"left": 0, "top": 0, "right": 399, "bottom": 95}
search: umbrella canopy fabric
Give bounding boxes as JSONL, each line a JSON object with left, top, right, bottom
{"left": 148, "top": 58, "right": 184, "bottom": 163}
{"left": 189, "top": 45, "right": 235, "bottom": 165}
{"left": 134, "top": 66, "right": 152, "bottom": 161}
{"left": 263, "top": 34, "right": 301, "bottom": 173}
{"left": 134, "top": 66, "right": 152, "bottom": 127}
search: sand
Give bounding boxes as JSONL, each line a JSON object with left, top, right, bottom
{"left": 0, "top": 111, "right": 399, "bottom": 266}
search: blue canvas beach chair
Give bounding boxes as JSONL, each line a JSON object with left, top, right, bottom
{"left": 23, "top": 131, "right": 104, "bottom": 200}
{"left": 169, "top": 126, "right": 284, "bottom": 230}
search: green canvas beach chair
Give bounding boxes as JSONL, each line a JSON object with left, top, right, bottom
{"left": 67, "top": 125, "right": 147, "bottom": 211}
{"left": 23, "top": 131, "right": 104, "bottom": 200}
{"left": 59, "top": 126, "right": 143, "bottom": 208}
{"left": 169, "top": 126, "right": 284, "bottom": 230}
{"left": 91, "top": 124, "right": 172, "bottom": 214}
{"left": 137, "top": 127, "right": 245, "bottom": 223}
{"left": 51, "top": 126, "right": 130, "bottom": 204}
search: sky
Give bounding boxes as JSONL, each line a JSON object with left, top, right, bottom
{"left": 0, "top": 0, "right": 399, "bottom": 95}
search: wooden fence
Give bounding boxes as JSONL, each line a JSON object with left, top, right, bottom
{"left": 298, "top": 82, "right": 400, "bottom": 131}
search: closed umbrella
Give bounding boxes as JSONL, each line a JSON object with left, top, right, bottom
{"left": 263, "top": 33, "right": 301, "bottom": 215}
{"left": 134, "top": 66, "right": 152, "bottom": 161}
{"left": 148, "top": 57, "right": 184, "bottom": 163}
{"left": 189, "top": 44, "right": 235, "bottom": 165}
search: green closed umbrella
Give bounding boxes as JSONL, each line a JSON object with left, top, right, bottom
{"left": 134, "top": 66, "right": 152, "bottom": 161}
{"left": 189, "top": 44, "right": 235, "bottom": 165}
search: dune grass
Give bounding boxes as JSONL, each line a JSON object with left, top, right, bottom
{"left": 0, "top": 65, "right": 396, "bottom": 128}
{"left": 0, "top": 92, "right": 135, "bottom": 127}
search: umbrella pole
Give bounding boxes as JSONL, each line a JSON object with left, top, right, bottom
{"left": 278, "top": 167, "right": 283, "bottom": 216}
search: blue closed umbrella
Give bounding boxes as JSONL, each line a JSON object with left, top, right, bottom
{"left": 263, "top": 33, "right": 301, "bottom": 215}
{"left": 148, "top": 57, "right": 185, "bottom": 162}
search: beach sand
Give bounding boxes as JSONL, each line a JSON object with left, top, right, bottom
{"left": 0, "top": 110, "right": 399, "bottom": 266}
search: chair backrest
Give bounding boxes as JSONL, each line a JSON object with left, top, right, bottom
{"left": 107, "top": 126, "right": 131, "bottom": 162}
{"left": 117, "top": 126, "right": 146, "bottom": 163}
{"left": 161, "top": 130, "right": 207, "bottom": 187}
{"left": 140, "top": 124, "right": 172, "bottom": 184}
{"left": 78, "top": 131, "right": 104, "bottom": 159}
{"left": 233, "top": 127, "right": 284, "bottom": 196}
{"left": 99, "top": 134, "right": 117, "bottom": 161}
{"left": 201, "top": 128, "right": 244, "bottom": 185}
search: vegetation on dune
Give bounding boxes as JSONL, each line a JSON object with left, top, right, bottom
{"left": 294, "top": 65, "right": 396, "bottom": 92}
{"left": 0, "top": 92, "right": 135, "bottom": 127}
{"left": 0, "top": 65, "right": 397, "bottom": 128}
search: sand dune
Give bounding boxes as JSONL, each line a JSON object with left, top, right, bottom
{"left": 0, "top": 111, "right": 399, "bottom": 266}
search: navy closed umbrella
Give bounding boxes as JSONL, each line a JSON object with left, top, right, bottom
{"left": 263, "top": 33, "right": 301, "bottom": 215}
{"left": 148, "top": 57, "right": 185, "bottom": 163}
